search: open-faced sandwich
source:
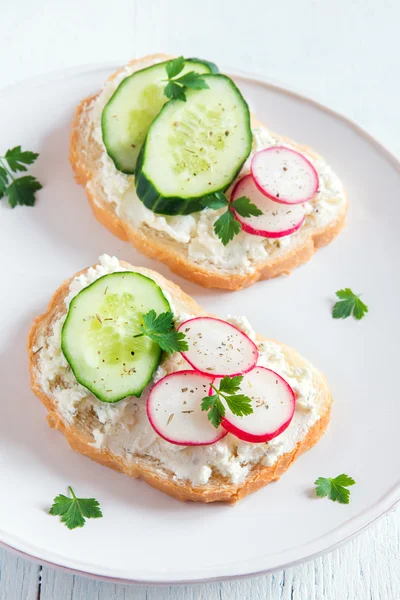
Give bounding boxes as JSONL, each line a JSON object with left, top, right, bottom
{"left": 70, "top": 54, "right": 347, "bottom": 291}
{"left": 28, "top": 255, "right": 332, "bottom": 503}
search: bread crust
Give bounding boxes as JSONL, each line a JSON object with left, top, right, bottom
{"left": 28, "top": 261, "right": 332, "bottom": 503}
{"left": 69, "top": 55, "right": 347, "bottom": 291}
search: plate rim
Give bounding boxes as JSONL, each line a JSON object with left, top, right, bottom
{"left": 1, "top": 61, "right": 399, "bottom": 585}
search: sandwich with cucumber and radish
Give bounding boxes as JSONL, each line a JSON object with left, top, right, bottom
{"left": 28, "top": 255, "right": 331, "bottom": 503}
{"left": 70, "top": 54, "right": 347, "bottom": 291}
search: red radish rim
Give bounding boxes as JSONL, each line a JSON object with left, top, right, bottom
{"left": 209, "top": 368, "right": 296, "bottom": 444}
{"left": 251, "top": 146, "right": 319, "bottom": 205}
{"left": 146, "top": 370, "right": 228, "bottom": 447}
{"left": 230, "top": 175, "right": 306, "bottom": 239}
{"left": 178, "top": 316, "right": 259, "bottom": 377}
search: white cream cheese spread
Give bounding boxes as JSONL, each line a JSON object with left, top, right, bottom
{"left": 35, "top": 255, "right": 324, "bottom": 487}
{"left": 85, "top": 57, "right": 347, "bottom": 274}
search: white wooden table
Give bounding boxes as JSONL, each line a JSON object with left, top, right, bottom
{"left": 1, "top": 0, "right": 400, "bottom": 597}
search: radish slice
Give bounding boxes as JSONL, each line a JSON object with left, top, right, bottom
{"left": 231, "top": 175, "right": 305, "bottom": 238}
{"left": 178, "top": 317, "right": 258, "bottom": 377}
{"left": 251, "top": 146, "right": 319, "bottom": 205}
{"left": 147, "top": 370, "right": 227, "bottom": 446}
{"left": 213, "top": 367, "right": 296, "bottom": 443}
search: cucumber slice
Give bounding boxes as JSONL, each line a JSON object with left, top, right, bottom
{"left": 61, "top": 272, "right": 170, "bottom": 403}
{"left": 135, "top": 74, "right": 252, "bottom": 216}
{"left": 102, "top": 59, "right": 212, "bottom": 174}
{"left": 186, "top": 57, "right": 219, "bottom": 74}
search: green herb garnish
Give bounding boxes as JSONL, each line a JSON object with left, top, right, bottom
{"left": 134, "top": 310, "right": 188, "bottom": 354}
{"left": 164, "top": 56, "right": 209, "bottom": 102}
{"left": 0, "top": 146, "right": 42, "bottom": 208}
{"left": 314, "top": 474, "right": 356, "bottom": 504}
{"left": 201, "top": 375, "right": 253, "bottom": 428}
{"left": 201, "top": 192, "right": 262, "bottom": 246}
{"left": 332, "top": 288, "right": 368, "bottom": 320}
{"left": 49, "top": 486, "right": 102, "bottom": 530}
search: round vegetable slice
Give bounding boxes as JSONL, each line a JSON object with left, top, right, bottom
{"left": 251, "top": 146, "right": 319, "bottom": 205}
{"left": 135, "top": 74, "right": 252, "bottom": 215}
{"left": 231, "top": 174, "right": 305, "bottom": 238}
{"left": 186, "top": 57, "right": 219, "bottom": 73}
{"left": 61, "top": 272, "right": 170, "bottom": 403}
{"left": 178, "top": 317, "right": 258, "bottom": 377}
{"left": 102, "top": 58, "right": 212, "bottom": 174}
{"left": 213, "top": 367, "right": 296, "bottom": 443}
{"left": 146, "top": 370, "right": 227, "bottom": 446}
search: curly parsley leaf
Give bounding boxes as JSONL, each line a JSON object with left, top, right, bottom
{"left": 332, "top": 288, "right": 368, "bottom": 320}
{"left": 314, "top": 474, "right": 356, "bottom": 504}
{"left": 49, "top": 486, "right": 102, "bottom": 530}
{"left": 232, "top": 196, "right": 263, "bottom": 218}
{"left": 137, "top": 310, "right": 188, "bottom": 354}
{"left": 164, "top": 56, "right": 209, "bottom": 101}
{"left": 6, "top": 176, "right": 42, "bottom": 208}
{"left": 201, "top": 375, "right": 253, "bottom": 427}
{"left": 4, "top": 146, "right": 39, "bottom": 172}
{"left": 0, "top": 147, "right": 42, "bottom": 208}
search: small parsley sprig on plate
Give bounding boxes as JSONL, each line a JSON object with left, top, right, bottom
{"left": 49, "top": 486, "right": 102, "bottom": 530}
{"left": 134, "top": 310, "right": 188, "bottom": 354}
{"left": 314, "top": 474, "right": 356, "bottom": 504}
{"left": 164, "top": 56, "right": 209, "bottom": 102}
{"left": 201, "top": 192, "right": 263, "bottom": 246}
{"left": 0, "top": 146, "right": 42, "bottom": 208}
{"left": 201, "top": 375, "right": 253, "bottom": 428}
{"left": 332, "top": 288, "right": 368, "bottom": 320}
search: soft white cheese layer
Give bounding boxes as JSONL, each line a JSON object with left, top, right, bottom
{"left": 35, "top": 255, "right": 324, "bottom": 487}
{"left": 86, "top": 57, "right": 346, "bottom": 274}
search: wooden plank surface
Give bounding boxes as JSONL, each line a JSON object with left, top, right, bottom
{"left": 1, "top": 0, "right": 400, "bottom": 598}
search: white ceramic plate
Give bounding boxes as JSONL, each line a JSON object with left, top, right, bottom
{"left": 0, "top": 63, "right": 399, "bottom": 585}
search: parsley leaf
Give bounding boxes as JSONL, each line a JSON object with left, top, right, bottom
{"left": 166, "top": 56, "right": 185, "bottom": 79}
{"left": 0, "top": 166, "right": 8, "bottom": 199}
{"left": 137, "top": 310, "right": 188, "bottom": 354}
{"left": 200, "top": 192, "right": 229, "bottom": 210}
{"left": 164, "top": 81, "right": 187, "bottom": 102}
{"left": 142, "top": 310, "right": 174, "bottom": 333}
{"left": 232, "top": 196, "right": 263, "bottom": 218}
{"left": 225, "top": 394, "right": 254, "bottom": 416}
{"left": 164, "top": 57, "right": 209, "bottom": 102}
{"left": 214, "top": 209, "right": 241, "bottom": 246}
{"left": 218, "top": 375, "right": 243, "bottom": 395}
{"left": 201, "top": 394, "right": 225, "bottom": 428}
{"left": 49, "top": 486, "right": 102, "bottom": 529}
{"left": 0, "top": 147, "right": 42, "bottom": 208}
{"left": 201, "top": 192, "right": 263, "bottom": 245}
{"left": 174, "top": 71, "right": 209, "bottom": 90}
{"left": 6, "top": 176, "right": 42, "bottom": 208}
{"left": 201, "top": 194, "right": 229, "bottom": 211}
{"left": 332, "top": 288, "right": 368, "bottom": 320}
{"left": 201, "top": 375, "right": 253, "bottom": 427}
{"left": 5, "top": 146, "right": 39, "bottom": 172}
{"left": 146, "top": 329, "right": 188, "bottom": 354}
{"left": 314, "top": 474, "right": 356, "bottom": 504}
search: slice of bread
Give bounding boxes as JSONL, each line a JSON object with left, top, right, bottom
{"left": 70, "top": 54, "right": 347, "bottom": 291}
{"left": 28, "top": 257, "right": 332, "bottom": 503}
